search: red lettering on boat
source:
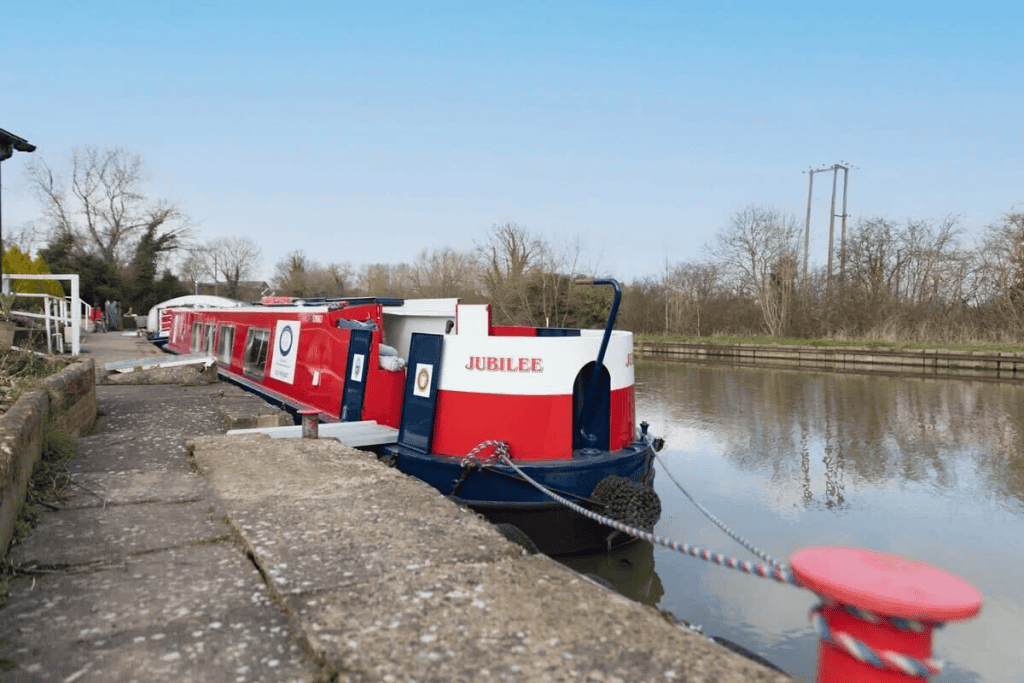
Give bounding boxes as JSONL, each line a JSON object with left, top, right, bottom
{"left": 465, "top": 356, "right": 543, "bottom": 372}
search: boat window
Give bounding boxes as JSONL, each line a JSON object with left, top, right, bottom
{"left": 203, "top": 324, "right": 216, "bottom": 354}
{"left": 190, "top": 322, "right": 203, "bottom": 353}
{"left": 217, "top": 325, "right": 235, "bottom": 364}
{"left": 244, "top": 328, "right": 271, "bottom": 379}
{"left": 335, "top": 319, "right": 377, "bottom": 331}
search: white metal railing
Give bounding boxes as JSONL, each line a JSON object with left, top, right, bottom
{"left": 1, "top": 274, "right": 82, "bottom": 356}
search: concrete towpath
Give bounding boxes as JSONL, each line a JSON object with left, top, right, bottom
{"left": 0, "top": 330, "right": 793, "bottom": 682}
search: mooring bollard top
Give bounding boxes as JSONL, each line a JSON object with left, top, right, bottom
{"left": 790, "top": 546, "right": 982, "bottom": 622}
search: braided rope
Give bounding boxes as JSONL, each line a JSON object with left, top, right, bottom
{"left": 462, "top": 440, "right": 509, "bottom": 464}
{"left": 490, "top": 448, "right": 801, "bottom": 587}
{"left": 810, "top": 605, "right": 943, "bottom": 677}
{"left": 653, "top": 449, "right": 780, "bottom": 567}
{"left": 837, "top": 602, "right": 927, "bottom": 633}
{"left": 470, "top": 441, "right": 949, "bottom": 677}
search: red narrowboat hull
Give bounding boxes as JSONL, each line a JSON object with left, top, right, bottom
{"left": 163, "top": 294, "right": 659, "bottom": 554}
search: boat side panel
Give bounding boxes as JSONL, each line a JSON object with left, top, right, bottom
{"left": 296, "top": 319, "right": 350, "bottom": 419}
{"left": 609, "top": 384, "right": 635, "bottom": 451}
{"left": 490, "top": 325, "right": 537, "bottom": 337}
{"left": 170, "top": 308, "right": 355, "bottom": 420}
{"left": 431, "top": 390, "right": 573, "bottom": 459}
{"left": 169, "top": 304, "right": 407, "bottom": 425}
{"left": 360, "top": 346, "right": 406, "bottom": 428}
{"left": 438, "top": 332, "right": 634, "bottom": 395}
{"left": 394, "top": 441, "right": 652, "bottom": 505}
{"left": 431, "top": 383, "right": 635, "bottom": 460}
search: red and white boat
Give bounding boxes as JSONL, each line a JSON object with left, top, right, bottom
{"left": 145, "top": 294, "right": 244, "bottom": 346}
{"left": 164, "top": 280, "right": 661, "bottom": 555}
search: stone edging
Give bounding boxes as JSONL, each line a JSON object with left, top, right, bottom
{"left": 0, "top": 359, "right": 97, "bottom": 557}
{"left": 637, "top": 341, "right": 1024, "bottom": 379}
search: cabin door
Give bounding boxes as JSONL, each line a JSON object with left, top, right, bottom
{"left": 397, "top": 333, "right": 443, "bottom": 454}
{"left": 572, "top": 361, "right": 611, "bottom": 451}
{"left": 341, "top": 329, "right": 373, "bottom": 421}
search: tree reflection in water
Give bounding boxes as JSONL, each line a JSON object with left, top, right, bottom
{"left": 565, "top": 361, "right": 1024, "bottom": 683}
{"left": 635, "top": 361, "right": 1024, "bottom": 509}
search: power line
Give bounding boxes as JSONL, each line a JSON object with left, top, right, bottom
{"left": 802, "top": 162, "right": 854, "bottom": 293}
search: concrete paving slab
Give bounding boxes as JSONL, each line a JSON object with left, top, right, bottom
{"left": 187, "top": 434, "right": 792, "bottom": 682}
{"left": 287, "top": 556, "right": 783, "bottom": 683}
{"left": 1, "top": 331, "right": 321, "bottom": 682}
{"left": 11, "top": 500, "right": 227, "bottom": 568}
{"left": 55, "top": 470, "right": 215, "bottom": 510}
{"left": 188, "top": 435, "right": 518, "bottom": 596}
{"left": 226, "top": 493, "right": 516, "bottom": 596}
{"left": 92, "top": 385, "right": 225, "bottom": 438}
{"left": 69, "top": 436, "right": 195, "bottom": 474}
{"left": 216, "top": 384, "right": 293, "bottom": 431}
{"left": 0, "top": 543, "right": 310, "bottom": 683}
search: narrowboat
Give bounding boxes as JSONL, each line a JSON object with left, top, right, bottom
{"left": 145, "top": 294, "right": 244, "bottom": 346}
{"left": 163, "top": 280, "right": 661, "bottom": 555}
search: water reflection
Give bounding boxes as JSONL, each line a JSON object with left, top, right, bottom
{"left": 559, "top": 361, "right": 1024, "bottom": 683}
{"left": 636, "top": 362, "right": 1024, "bottom": 512}
{"left": 562, "top": 541, "right": 664, "bottom": 606}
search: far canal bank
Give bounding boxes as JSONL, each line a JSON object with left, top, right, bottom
{"left": 637, "top": 339, "right": 1024, "bottom": 380}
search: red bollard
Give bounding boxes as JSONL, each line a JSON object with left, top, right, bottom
{"left": 790, "top": 546, "right": 981, "bottom": 682}
{"left": 298, "top": 409, "right": 319, "bottom": 439}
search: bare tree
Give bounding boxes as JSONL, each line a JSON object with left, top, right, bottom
{"left": 713, "top": 205, "right": 800, "bottom": 336}
{"left": 475, "top": 223, "right": 547, "bottom": 324}
{"left": 894, "top": 216, "right": 962, "bottom": 304}
{"left": 307, "top": 261, "right": 353, "bottom": 298}
{"left": 408, "top": 247, "right": 475, "bottom": 298}
{"left": 356, "top": 262, "right": 408, "bottom": 297}
{"left": 665, "top": 261, "right": 721, "bottom": 336}
{"left": 273, "top": 250, "right": 353, "bottom": 297}
{"left": 210, "top": 237, "right": 261, "bottom": 299}
{"left": 272, "top": 250, "right": 311, "bottom": 295}
{"left": 178, "top": 248, "right": 209, "bottom": 294}
{"left": 972, "top": 211, "right": 1024, "bottom": 328}
{"left": 26, "top": 147, "right": 188, "bottom": 266}
{"left": 843, "top": 218, "right": 900, "bottom": 302}
{"left": 532, "top": 235, "right": 599, "bottom": 329}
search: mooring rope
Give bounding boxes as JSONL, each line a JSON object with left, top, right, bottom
{"left": 486, "top": 448, "right": 800, "bottom": 587}
{"left": 810, "top": 604, "right": 944, "bottom": 677}
{"left": 653, "top": 449, "right": 780, "bottom": 567}
{"left": 465, "top": 440, "right": 950, "bottom": 677}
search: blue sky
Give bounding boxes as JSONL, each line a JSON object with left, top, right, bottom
{"left": 3, "top": 1, "right": 1021, "bottom": 283}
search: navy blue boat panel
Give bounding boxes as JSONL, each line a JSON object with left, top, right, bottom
{"left": 341, "top": 329, "right": 372, "bottom": 421}
{"left": 572, "top": 361, "right": 610, "bottom": 450}
{"left": 536, "top": 328, "right": 582, "bottom": 337}
{"left": 398, "top": 333, "right": 444, "bottom": 455}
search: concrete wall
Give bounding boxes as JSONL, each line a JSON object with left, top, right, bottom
{"left": 0, "top": 359, "right": 97, "bottom": 557}
{"left": 637, "top": 340, "right": 1024, "bottom": 379}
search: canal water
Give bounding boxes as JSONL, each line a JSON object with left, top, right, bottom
{"left": 562, "top": 361, "right": 1024, "bottom": 682}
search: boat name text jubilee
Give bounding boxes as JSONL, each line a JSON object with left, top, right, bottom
{"left": 465, "top": 356, "right": 543, "bottom": 372}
